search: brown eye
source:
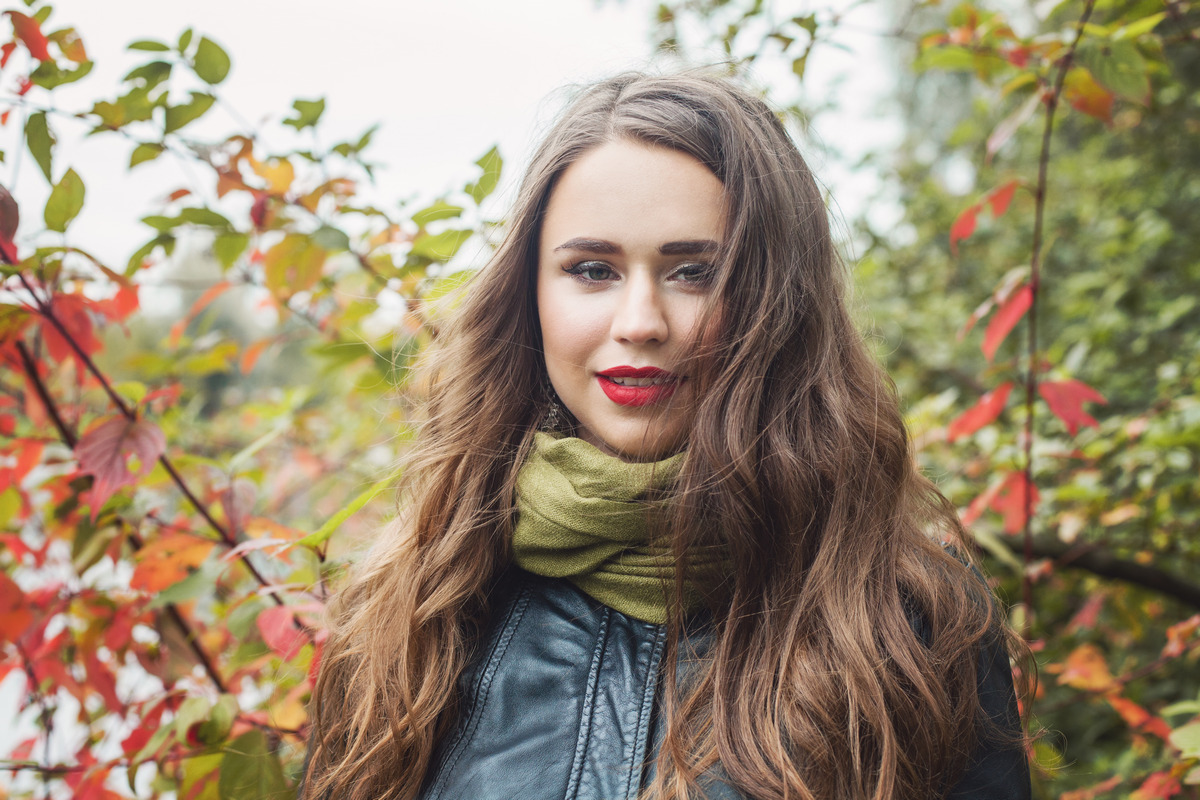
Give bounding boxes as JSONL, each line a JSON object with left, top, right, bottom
{"left": 672, "top": 262, "right": 714, "bottom": 286}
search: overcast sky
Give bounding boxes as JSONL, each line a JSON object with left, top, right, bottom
{"left": 3, "top": 0, "right": 902, "bottom": 268}
{"left": 6, "top": 0, "right": 667, "bottom": 266}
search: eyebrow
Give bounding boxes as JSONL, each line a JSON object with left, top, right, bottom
{"left": 553, "top": 238, "right": 720, "bottom": 256}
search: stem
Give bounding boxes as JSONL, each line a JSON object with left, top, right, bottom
{"left": 14, "top": 341, "right": 76, "bottom": 448}
{"left": 1021, "top": 0, "right": 1097, "bottom": 632}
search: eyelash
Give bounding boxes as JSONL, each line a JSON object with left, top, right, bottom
{"left": 562, "top": 261, "right": 714, "bottom": 286}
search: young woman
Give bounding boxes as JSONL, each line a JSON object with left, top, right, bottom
{"left": 302, "top": 72, "right": 1032, "bottom": 800}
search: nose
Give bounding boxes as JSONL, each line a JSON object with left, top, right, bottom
{"left": 610, "top": 272, "right": 668, "bottom": 345}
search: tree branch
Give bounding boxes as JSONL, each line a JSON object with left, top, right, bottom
{"left": 1015, "top": 534, "right": 1200, "bottom": 610}
{"left": 1022, "top": 0, "right": 1098, "bottom": 626}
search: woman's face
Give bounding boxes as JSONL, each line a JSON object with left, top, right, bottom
{"left": 536, "top": 139, "right": 726, "bottom": 461}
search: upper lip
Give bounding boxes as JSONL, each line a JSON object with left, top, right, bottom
{"left": 596, "top": 366, "right": 677, "bottom": 379}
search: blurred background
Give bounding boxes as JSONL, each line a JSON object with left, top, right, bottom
{"left": 0, "top": 0, "right": 1197, "bottom": 797}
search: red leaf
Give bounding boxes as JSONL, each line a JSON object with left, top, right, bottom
{"left": 6, "top": 11, "right": 51, "bottom": 61}
{"left": 168, "top": 280, "right": 232, "bottom": 347}
{"left": 1059, "top": 776, "right": 1123, "bottom": 800}
{"left": 1053, "top": 642, "right": 1117, "bottom": 691}
{"left": 961, "top": 475, "right": 1004, "bottom": 527}
{"left": 1066, "top": 592, "right": 1105, "bottom": 632}
{"left": 257, "top": 605, "right": 307, "bottom": 660}
{"left": 130, "top": 533, "right": 216, "bottom": 594}
{"left": 1039, "top": 379, "right": 1107, "bottom": 435}
{"left": 986, "top": 180, "right": 1019, "bottom": 218}
{"left": 948, "top": 382, "right": 1014, "bottom": 442}
{"left": 1131, "top": 772, "right": 1181, "bottom": 800}
{"left": 1064, "top": 68, "right": 1114, "bottom": 124}
{"left": 41, "top": 294, "right": 102, "bottom": 366}
{"left": 949, "top": 203, "right": 980, "bottom": 256}
{"left": 93, "top": 284, "right": 139, "bottom": 322}
{"left": 0, "top": 42, "right": 15, "bottom": 68}
{"left": 75, "top": 415, "right": 166, "bottom": 515}
{"left": 239, "top": 337, "right": 271, "bottom": 374}
{"left": 0, "top": 571, "right": 33, "bottom": 644}
{"left": 991, "top": 470, "right": 1040, "bottom": 534}
{"left": 84, "top": 652, "right": 121, "bottom": 709}
{"left": 120, "top": 726, "right": 152, "bottom": 758}
{"left": 1162, "top": 613, "right": 1200, "bottom": 658}
{"left": 1107, "top": 696, "right": 1173, "bottom": 742}
{"left": 982, "top": 284, "right": 1032, "bottom": 361}
{"left": 987, "top": 92, "right": 1040, "bottom": 161}
{"left": 250, "top": 193, "right": 269, "bottom": 230}
{"left": 1001, "top": 45, "right": 1032, "bottom": 68}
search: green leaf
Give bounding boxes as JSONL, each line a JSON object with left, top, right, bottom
{"left": 914, "top": 46, "right": 976, "bottom": 72}
{"left": 0, "top": 488, "right": 21, "bottom": 529}
{"left": 178, "top": 207, "right": 232, "bottom": 227}
{"left": 218, "top": 730, "right": 293, "bottom": 800}
{"left": 1163, "top": 700, "right": 1200, "bottom": 717}
{"left": 174, "top": 696, "right": 212, "bottom": 737}
{"left": 284, "top": 97, "right": 325, "bottom": 130}
{"left": 312, "top": 224, "right": 350, "bottom": 251}
{"left": 465, "top": 145, "right": 502, "bottom": 204}
{"left": 29, "top": 59, "right": 93, "bottom": 90}
{"left": 1114, "top": 12, "right": 1166, "bottom": 40}
{"left": 181, "top": 753, "right": 223, "bottom": 800}
{"left": 263, "top": 233, "right": 327, "bottom": 295}
{"left": 298, "top": 467, "right": 402, "bottom": 548}
{"left": 141, "top": 214, "right": 178, "bottom": 232}
{"left": 130, "top": 142, "right": 163, "bottom": 167}
{"left": 128, "top": 39, "right": 170, "bottom": 52}
{"left": 411, "top": 228, "right": 472, "bottom": 261}
{"left": 1080, "top": 40, "right": 1150, "bottom": 102}
{"left": 123, "top": 60, "right": 171, "bottom": 88}
{"left": 412, "top": 200, "right": 464, "bottom": 228}
{"left": 178, "top": 28, "right": 194, "bottom": 53}
{"left": 44, "top": 168, "right": 85, "bottom": 232}
{"left": 164, "top": 92, "right": 215, "bottom": 133}
{"left": 213, "top": 232, "right": 249, "bottom": 270}
{"left": 24, "top": 111, "right": 54, "bottom": 185}
{"left": 194, "top": 694, "right": 238, "bottom": 745}
{"left": 1171, "top": 722, "right": 1200, "bottom": 759}
{"left": 125, "top": 233, "right": 174, "bottom": 276}
{"left": 193, "top": 36, "right": 230, "bottom": 84}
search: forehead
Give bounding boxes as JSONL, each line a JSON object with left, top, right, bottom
{"left": 539, "top": 140, "right": 727, "bottom": 248}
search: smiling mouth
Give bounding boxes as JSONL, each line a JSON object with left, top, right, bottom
{"left": 596, "top": 366, "right": 682, "bottom": 407}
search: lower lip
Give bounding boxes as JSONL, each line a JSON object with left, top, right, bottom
{"left": 597, "top": 377, "right": 680, "bottom": 407}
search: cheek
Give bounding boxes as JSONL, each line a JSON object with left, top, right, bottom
{"left": 538, "top": 288, "right": 608, "bottom": 369}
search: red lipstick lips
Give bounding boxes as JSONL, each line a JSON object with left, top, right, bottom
{"left": 595, "top": 366, "right": 680, "bottom": 407}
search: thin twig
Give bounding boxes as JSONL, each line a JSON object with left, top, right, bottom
{"left": 17, "top": 272, "right": 287, "bottom": 605}
{"left": 1021, "top": 0, "right": 1098, "bottom": 632}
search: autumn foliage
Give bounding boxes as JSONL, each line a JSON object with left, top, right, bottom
{"left": 1, "top": 0, "right": 1199, "bottom": 798}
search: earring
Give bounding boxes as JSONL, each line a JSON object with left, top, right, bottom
{"left": 540, "top": 379, "right": 570, "bottom": 434}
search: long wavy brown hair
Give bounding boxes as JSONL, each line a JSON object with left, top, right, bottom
{"left": 303, "top": 71, "right": 1029, "bottom": 800}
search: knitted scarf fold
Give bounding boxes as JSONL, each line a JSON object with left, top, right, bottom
{"left": 512, "top": 432, "right": 725, "bottom": 625}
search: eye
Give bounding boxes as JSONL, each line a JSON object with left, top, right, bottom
{"left": 670, "top": 262, "right": 714, "bottom": 286}
{"left": 564, "top": 260, "right": 615, "bottom": 283}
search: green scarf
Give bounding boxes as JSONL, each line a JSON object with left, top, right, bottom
{"left": 512, "top": 432, "right": 725, "bottom": 625}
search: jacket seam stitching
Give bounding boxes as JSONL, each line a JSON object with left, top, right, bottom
{"left": 565, "top": 604, "right": 611, "bottom": 800}
{"left": 626, "top": 624, "right": 666, "bottom": 796}
{"left": 427, "top": 583, "right": 532, "bottom": 800}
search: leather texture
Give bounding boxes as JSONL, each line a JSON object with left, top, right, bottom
{"left": 418, "top": 569, "right": 1032, "bottom": 800}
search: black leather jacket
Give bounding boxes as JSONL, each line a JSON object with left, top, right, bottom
{"left": 417, "top": 569, "right": 1031, "bottom": 800}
